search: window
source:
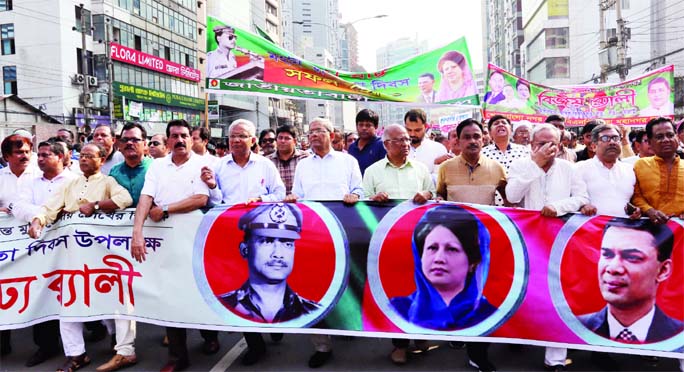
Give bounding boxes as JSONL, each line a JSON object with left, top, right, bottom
{"left": 77, "top": 48, "right": 94, "bottom": 76}
{"left": 266, "top": 3, "right": 277, "bottom": 17}
{"left": 546, "top": 28, "right": 568, "bottom": 49}
{"left": 546, "top": 57, "right": 569, "bottom": 79}
{"left": 74, "top": 6, "right": 92, "bottom": 36}
{"left": 0, "top": 0, "right": 11, "bottom": 11}
{"left": 134, "top": 35, "right": 141, "bottom": 50}
{"left": 164, "top": 46, "right": 170, "bottom": 60}
{"left": 1, "top": 23, "right": 14, "bottom": 55}
{"left": 3, "top": 65, "right": 16, "bottom": 94}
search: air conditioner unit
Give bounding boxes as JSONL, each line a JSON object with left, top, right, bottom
{"left": 87, "top": 76, "right": 98, "bottom": 86}
{"left": 72, "top": 74, "right": 85, "bottom": 85}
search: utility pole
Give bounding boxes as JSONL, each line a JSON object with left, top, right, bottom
{"left": 105, "top": 17, "right": 114, "bottom": 126}
{"left": 615, "top": 0, "right": 628, "bottom": 81}
{"left": 598, "top": 1, "right": 607, "bottom": 83}
{"left": 79, "top": 3, "right": 90, "bottom": 130}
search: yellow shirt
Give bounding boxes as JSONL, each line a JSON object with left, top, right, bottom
{"left": 35, "top": 172, "right": 133, "bottom": 225}
{"left": 632, "top": 156, "right": 684, "bottom": 215}
{"left": 437, "top": 155, "right": 507, "bottom": 205}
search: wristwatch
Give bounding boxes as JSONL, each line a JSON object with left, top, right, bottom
{"left": 162, "top": 205, "right": 169, "bottom": 219}
{"left": 94, "top": 201, "right": 100, "bottom": 210}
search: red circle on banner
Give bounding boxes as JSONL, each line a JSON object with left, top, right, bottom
{"left": 202, "top": 204, "right": 337, "bottom": 315}
{"left": 378, "top": 205, "right": 515, "bottom": 310}
{"left": 561, "top": 217, "right": 684, "bottom": 321}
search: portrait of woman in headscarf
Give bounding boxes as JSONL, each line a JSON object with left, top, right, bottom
{"left": 434, "top": 51, "right": 478, "bottom": 103}
{"left": 390, "top": 205, "right": 497, "bottom": 330}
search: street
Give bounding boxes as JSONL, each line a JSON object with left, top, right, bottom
{"left": 1, "top": 322, "right": 681, "bottom": 371}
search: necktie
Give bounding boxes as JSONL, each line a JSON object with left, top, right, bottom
{"left": 615, "top": 328, "right": 638, "bottom": 343}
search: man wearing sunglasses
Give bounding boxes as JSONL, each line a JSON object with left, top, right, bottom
{"left": 207, "top": 25, "right": 238, "bottom": 79}
{"left": 148, "top": 134, "right": 168, "bottom": 159}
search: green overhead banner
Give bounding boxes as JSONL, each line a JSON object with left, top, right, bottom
{"left": 205, "top": 16, "right": 480, "bottom": 106}
{"left": 113, "top": 82, "right": 205, "bottom": 111}
{"left": 482, "top": 64, "right": 675, "bottom": 126}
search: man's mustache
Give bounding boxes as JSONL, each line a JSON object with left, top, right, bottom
{"left": 266, "top": 260, "right": 289, "bottom": 268}
{"left": 174, "top": 142, "right": 186, "bottom": 149}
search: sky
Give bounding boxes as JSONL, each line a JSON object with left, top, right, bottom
{"left": 338, "top": 0, "right": 484, "bottom": 73}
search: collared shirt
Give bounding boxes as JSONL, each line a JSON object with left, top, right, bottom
{"left": 607, "top": 306, "right": 655, "bottom": 342}
{"left": 482, "top": 142, "right": 530, "bottom": 171}
{"left": 13, "top": 170, "right": 78, "bottom": 222}
{"left": 217, "top": 282, "right": 320, "bottom": 323}
{"left": 506, "top": 158, "right": 589, "bottom": 216}
{"left": 109, "top": 157, "right": 153, "bottom": 207}
{"left": 206, "top": 49, "right": 238, "bottom": 79}
{"left": 0, "top": 165, "right": 41, "bottom": 208}
{"left": 292, "top": 150, "right": 363, "bottom": 200}
{"left": 436, "top": 155, "right": 506, "bottom": 205}
{"left": 556, "top": 145, "right": 577, "bottom": 162}
{"left": 409, "top": 138, "right": 448, "bottom": 175}
{"left": 362, "top": 157, "right": 434, "bottom": 199}
{"left": 209, "top": 153, "right": 285, "bottom": 205}
{"left": 576, "top": 157, "right": 635, "bottom": 217}
{"left": 101, "top": 150, "right": 125, "bottom": 175}
{"left": 348, "top": 136, "right": 387, "bottom": 175}
{"left": 632, "top": 155, "right": 684, "bottom": 215}
{"left": 34, "top": 172, "right": 133, "bottom": 225}
{"left": 141, "top": 153, "right": 210, "bottom": 206}
{"left": 267, "top": 149, "right": 309, "bottom": 194}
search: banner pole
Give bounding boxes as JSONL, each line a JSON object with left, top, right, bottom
{"left": 204, "top": 92, "right": 209, "bottom": 130}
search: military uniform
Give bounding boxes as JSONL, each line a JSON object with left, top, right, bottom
{"left": 218, "top": 282, "right": 320, "bottom": 323}
{"left": 206, "top": 49, "right": 237, "bottom": 79}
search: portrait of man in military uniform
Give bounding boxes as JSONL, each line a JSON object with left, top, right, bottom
{"left": 207, "top": 25, "right": 264, "bottom": 80}
{"left": 217, "top": 203, "right": 320, "bottom": 323}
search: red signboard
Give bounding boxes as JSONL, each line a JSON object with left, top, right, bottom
{"left": 110, "top": 43, "right": 201, "bottom": 82}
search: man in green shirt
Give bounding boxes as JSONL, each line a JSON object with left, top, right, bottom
{"left": 109, "top": 122, "right": 153, "bottom": 207}
{"left": 362, "top": 124, "right": 434, "bottom": 204}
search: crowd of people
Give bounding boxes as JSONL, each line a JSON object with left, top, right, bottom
{"left": 1, "top": 108, "right": 683, "bottom": 372}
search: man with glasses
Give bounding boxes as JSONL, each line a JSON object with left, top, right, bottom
{"left": 27, "top": 142, "right": 133, "bottom": 372}
{"left": 285, "top": 117, "right": 363, "bottom": 368}
{"left": 148, "top": 134, "right": 168, "bottom": 159}
{"left": 362, "top": 124, "right": 433, "bottom": 205}
{"left": 544, "top": 115, "right": 576, "bottom": 162}
{"left": 632, "top": 117, "right": 684, "bottom": 223}
{"left": 268, "top": 124, "right": 309, "bottom": 194}
{"left": 258, "top": 128, "right": 276, "bottom": 156}
{"left": 577, "top": 123, "right": 641, "bottom": 219}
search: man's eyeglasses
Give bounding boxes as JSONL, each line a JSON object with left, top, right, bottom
{"left": 80, "top": 153, "right": 100, "bottom": 160}
{"left": 387, "top": 137, "right": 411, "bottom": 145}
{"left": 307, "top": 128, "right": 328, "bottom": 136}
{"left": 120, "top": 137, "right": 143, "bottom": 144}
{"left": 598, "top": 135, "right": 621, "bottom": 143}
{"left": 149, "top": 141, "right": 161, "bottom": 147}
{"left": 228, "top": 34, "right": 237, "bottom": 41}
{"left": 229, "top": 134, "right": 250, "bottom": 140}
{"left": 261, "top": 138, "right": 275, "bottom": 144}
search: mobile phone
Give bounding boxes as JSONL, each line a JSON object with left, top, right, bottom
{"left": 625, "top": 202, "right": 636, "bottom": 215}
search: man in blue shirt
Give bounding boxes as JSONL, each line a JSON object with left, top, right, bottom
{"left": 347, "top": 109, "right": 386, "bottom": 174}
{"left": 109, "top": 122, "right": 153, "bottom": 207}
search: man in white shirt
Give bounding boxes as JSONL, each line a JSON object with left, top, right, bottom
{"left": 286, "top": 117, "right": 363, "bottom": 204}
{"left": 204, "top": 119, "right": 284, "bottom": 206}
{"left": 404, "top": 109, "right": 447, "bottom": 177}
{"left": 577, "top": 124, "right": 641, "bottom": 219}
{"left": 639, "top": 77, "right": 674, "bottom": 117}
{"left": 92, "top": 124, "right": 124, "bottom": 175}
{"left": 131, "top": 119, "right": 218, "bottom": 371}
{"left": 191, "top": 126, "right": 218, "bottom": 165}
{"left": 284, "top": 117, "right": 362, "bottom": 368}
{"left": 0, "top": 134, "right": 40, "bottom": 213}
{"left": 623, "top": 130, "right": 654, "bottom": 165}
{"left": 506, "top": 124, "right": 589, "bottom": 370}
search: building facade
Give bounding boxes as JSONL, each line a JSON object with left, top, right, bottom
{"left": 482, "top": 0, "right": 524, "bottom": 76}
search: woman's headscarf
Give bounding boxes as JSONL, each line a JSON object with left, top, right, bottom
{"left": 435, "top": 51, "right": 477, "bottom": 102}
{"left": 397, "top": 205, "right": 492, "bottom": 330}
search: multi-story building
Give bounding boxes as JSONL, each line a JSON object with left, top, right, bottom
{"left": 482, "top": 0, "right": 524, "bottom": 76}
{"left": 339, "top": 23, "right": 361, "bottom": 72}
{"left": 0, "top": 0, "right": 206, "bottom": 135}
{"left": 375, "top": 36, "right": 428, "bottom": 126}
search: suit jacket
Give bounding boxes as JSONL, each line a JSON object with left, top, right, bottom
{"left": 416, "top": 91, "right": 436, "bottom": 104}
{"left": 579, "top": 305, "right": 683, "bottom": 343}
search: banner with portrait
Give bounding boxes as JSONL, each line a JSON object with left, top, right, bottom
{"left": 482, "top": 64, "right": 675, "bottom": 126}
{"left": 205, "top": 16, "right": 479, "bottom": 106}
{"left": 1, "top": 202, "right": 683, "bottom": 358}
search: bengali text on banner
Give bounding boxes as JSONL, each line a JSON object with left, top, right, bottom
{"left": 1, "top": 202, "right": 682, "bottom": 358}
